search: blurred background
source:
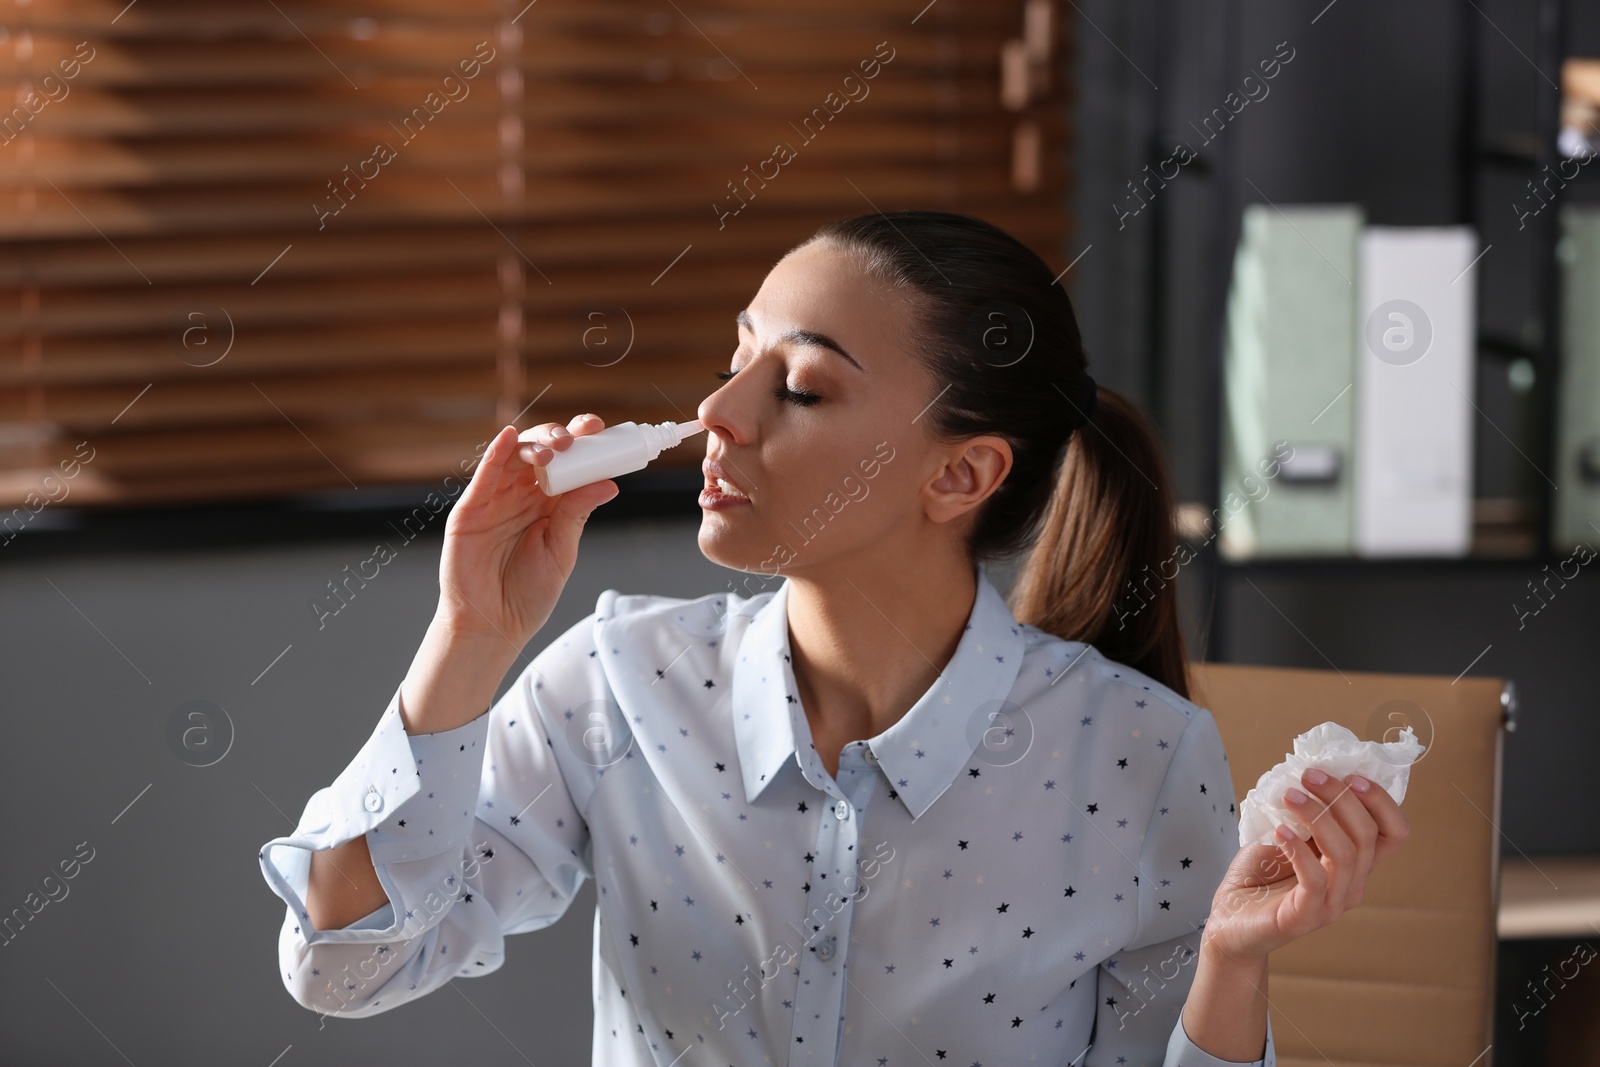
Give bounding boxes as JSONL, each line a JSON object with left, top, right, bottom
{"left": 2, "top": 0, "right": 1599, "bottom": 1064}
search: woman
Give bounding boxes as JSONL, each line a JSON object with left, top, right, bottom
{"left": 259, "top": 210, "right": 1409, "bottom": 1066}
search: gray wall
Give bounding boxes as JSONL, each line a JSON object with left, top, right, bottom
{"left": 0, "top": 520, "right": 738, "bottom": 1065}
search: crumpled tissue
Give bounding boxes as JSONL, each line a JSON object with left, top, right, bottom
{"left": 1237, "top": 721, "right": 1424, "bottom": 847}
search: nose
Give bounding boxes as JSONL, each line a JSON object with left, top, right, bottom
{"left": 697, "top": 375, "right": 748, "bottom": 449}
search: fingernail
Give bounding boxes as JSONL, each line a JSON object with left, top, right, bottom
{"left": 1350, "top": 775, "right": 1370, "bottom": 793}
{"left": 1304, "top": 768, "right": 1328, "bottom": 786}
{"left": 1276, "top": 824, "right": 1296, "bottom": 842}
{"left": 1285, "top": 787, "right": 1307, "bottom": 805}
{"left": 552, "top": 427, "right": 569, "bottom": 438}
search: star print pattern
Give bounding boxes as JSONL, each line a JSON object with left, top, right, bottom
{"left": 259, "top": 562, "right": 1274, "bottom": 1067}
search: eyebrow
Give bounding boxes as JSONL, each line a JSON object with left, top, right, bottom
{"left": 735, "top": 308, "right": 864, "bottom": 372}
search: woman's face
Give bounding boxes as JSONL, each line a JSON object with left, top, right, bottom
{"left": 695, "top": 239, "right": 1009, "bottom": 585}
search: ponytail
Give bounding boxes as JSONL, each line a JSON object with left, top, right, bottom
{"left": 1007, "top": 387, "right": 1192, "bottom": 699}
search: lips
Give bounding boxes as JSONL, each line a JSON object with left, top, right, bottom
{"left": 702, "top": 458, "right": 749, "bottom": 499}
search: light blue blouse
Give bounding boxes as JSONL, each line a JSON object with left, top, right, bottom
{"left": 260, "top": 561, "right": 1276, "bottom": 1067}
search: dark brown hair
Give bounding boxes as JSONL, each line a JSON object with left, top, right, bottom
{"left": 796, "top": 210, "right": 1191, "bottom": 699}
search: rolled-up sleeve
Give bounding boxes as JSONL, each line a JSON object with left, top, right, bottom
{"left": 258, "top": 614, "right": 598, "bottom": 1019}
{"left": 1087, "top": 706, "right": 1277, "bottom": 1067}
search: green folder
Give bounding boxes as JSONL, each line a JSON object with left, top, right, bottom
{"left": 1219, "top": 203, "right": 1364, "bottom": 558}
{"left": 1556, "top": 205, "right": 1600, "bottom": 552}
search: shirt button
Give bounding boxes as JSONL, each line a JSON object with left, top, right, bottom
{"left": 833, "top": 799, "right": 850, "bottom": 820}
{"left": 863, "top": 746, "right": 879, "bottom": 766}
{"left": 364, "top": 788, "right": 384, "bottom": 813}
{"left": 817, "top": 936, "right": 836, "bottom": 961}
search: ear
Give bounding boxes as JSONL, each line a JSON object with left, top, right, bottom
{"left": 923, "top": 435, "right": 1012, "bottom": 526}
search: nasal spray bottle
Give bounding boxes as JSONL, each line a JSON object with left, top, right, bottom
{"left": 519, "top": 419, "right": 706, "bottom": 496}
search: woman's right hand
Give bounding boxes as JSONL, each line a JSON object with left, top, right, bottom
{"left": 435, "top": 413, "right": 618, "bottom": 648}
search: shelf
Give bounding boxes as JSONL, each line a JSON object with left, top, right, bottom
{"left": 1178, "top": 498, "right": 1545, "bottom": 567}
{"left": 1475, "top": 132, "right": 1545, "bottom": 168}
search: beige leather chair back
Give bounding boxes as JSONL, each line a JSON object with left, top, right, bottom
{"left": 1188, "top": 660, "right": 1511, "bottom": 1067}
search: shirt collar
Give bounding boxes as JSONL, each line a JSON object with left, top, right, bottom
{"left": 732, "top": 562, "right": 1026, "bottom": 820}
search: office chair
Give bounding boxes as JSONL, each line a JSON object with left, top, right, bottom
{"left": 1189, "top": 660, "right": 1514, "bottom": 1067}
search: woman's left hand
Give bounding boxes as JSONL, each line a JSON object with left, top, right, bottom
{"left": 1198, "top": 768, "right": 1412, "bottom": 967}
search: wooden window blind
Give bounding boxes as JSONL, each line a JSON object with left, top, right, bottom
{"left": 1, "top": 0, "right": 1070, "bottom": 512}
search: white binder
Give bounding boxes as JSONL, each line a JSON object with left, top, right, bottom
{"left": 1354, "top": 227, "right": 1478, "bottom": 556}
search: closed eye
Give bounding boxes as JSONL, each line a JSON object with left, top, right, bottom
{"left": 713, "top": 367, "right": 821, "bottom": 407}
